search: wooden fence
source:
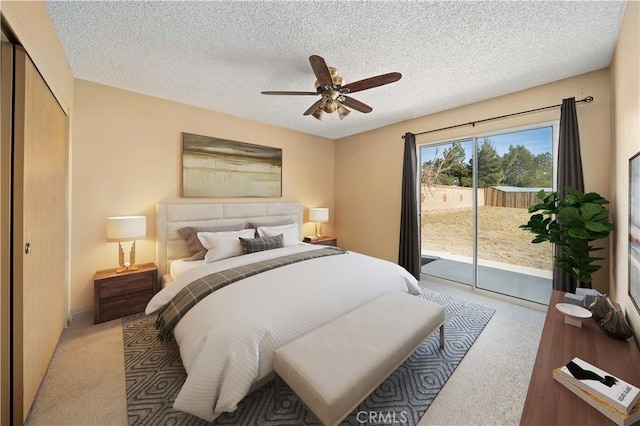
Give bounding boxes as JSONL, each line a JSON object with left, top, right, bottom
{"left": 422, "top": 184, "right": 545, "bottom": 210}
{"left": 484, "top": 187, "right": 541, "bottom": 209}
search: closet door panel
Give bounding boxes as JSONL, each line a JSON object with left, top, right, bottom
{"left": 0, "top": 40, "right": 13, "bottom": 426}
{"left": 13, "top": 46, "right": 67, "bottom": 421}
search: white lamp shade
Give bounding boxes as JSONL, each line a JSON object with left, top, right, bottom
{"left": 106, "top": 216, "right": 146, "bottom": 242}
{"left": 309, "top": 208, "right": 329, "bottom": 223}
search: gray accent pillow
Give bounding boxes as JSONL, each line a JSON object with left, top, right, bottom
{"left": 239, "top": 234, "right": 284, "bottom": 254}
{"left": 247, "top": 219, "right": 294, "bottom": 237}
{"left": 178, "top": 224, "right": 246, "bottom": 261}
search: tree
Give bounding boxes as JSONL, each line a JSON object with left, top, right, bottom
{"left": 421, "top": 142, "right": 470, "bottom": 186}
{"left": 476, "top": 139, "right": 503, "bottom": 187}
{"left": 531, "top": 152, "right": 553, "bottom": 187}
{"left": 502, "top": 144, "right": 537, "bottom": 187}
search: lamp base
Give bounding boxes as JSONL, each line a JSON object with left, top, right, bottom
{"left": 116, "top": 241, "right": 138, "bottom": 273}
{"left": 116, "top": 265, "right": 138, "bottom": 274}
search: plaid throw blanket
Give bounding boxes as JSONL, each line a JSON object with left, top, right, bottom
{"left": 155, "top": 247, "right": 346, "bottom": 343}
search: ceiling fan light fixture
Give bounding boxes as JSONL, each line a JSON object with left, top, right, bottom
{"left": 311, "top": 108, "right": 323, "bottom": 121}
{"left": 337, "top": 104, "right": 351, "bottom": 120}
{"left": 322, "top": 98, "right": 339, "bottom": 113}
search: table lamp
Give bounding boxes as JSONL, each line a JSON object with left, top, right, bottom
{"left": 309, "top": 208, "right": 329, "bottom": 238}
{"left": 106, "top": 216, "right": 146, "bottom": 273}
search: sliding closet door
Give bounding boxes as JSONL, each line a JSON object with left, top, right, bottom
{"left": 0, "top": 39, "right": 13, "bottom": 426}
{"left": 13, "top": 46, "right": 67, "bottom": 422}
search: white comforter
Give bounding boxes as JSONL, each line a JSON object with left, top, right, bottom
{"left": 145, "top": 244, "right": 420, "bottom": 422}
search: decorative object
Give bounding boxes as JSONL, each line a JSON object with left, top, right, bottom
{"left": 106, "top": 216, "right": 146, "bottom": 273}
{"left": 563, "top": 292, "right": 586, "bottom": 307}
{"left": 520, "top": 186, "right": 614, "bottom": 287}
{"left": 600, "top": 309, "right": 634, "bottom": 341}
{"left": 308, "top": 207, "right": 329, "bottom": 237}
{"left": 181, "top": 132, "right": 282, "bottom": 198}
{"left": 575, "top": 287, "right": 601, "bottom": 307}
{"left": 588, "top": 294, "right": 613, "bottom": 321}
{"left": 564, "top": 288, "right": 601, "bottom": 308}
{"left": 555, "top": 303, "right": 592, "bottom": 327}
{"left": 629, "top": 151, "right": 640, "bottom": 314}
{"left": 589, "top": 295, "right": 633, "bottom": 340}
{"left": 554, "top": 357, "right": 640, "bottom": 418}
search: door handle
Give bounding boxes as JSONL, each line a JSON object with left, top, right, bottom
{"left": 25, "top": 242, "right": 30, "bottom": 254}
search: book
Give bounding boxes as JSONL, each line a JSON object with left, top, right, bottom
{"left": 556, "top": 357, "right": 640, "bottom": 414}
{"left": 554, "top": 368, "right": 640, "bottom": 426}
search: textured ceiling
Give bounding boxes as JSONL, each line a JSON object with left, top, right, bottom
{"left": 46, "top": 1, "right": 626, "bottom": 140}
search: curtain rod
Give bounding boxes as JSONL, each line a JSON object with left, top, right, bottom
{"left": 403, "top": 96, "right": 594, "bottom": 139}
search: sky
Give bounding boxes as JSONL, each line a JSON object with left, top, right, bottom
{"left": 420, "top": 126, "right": 553, "bottom": 164}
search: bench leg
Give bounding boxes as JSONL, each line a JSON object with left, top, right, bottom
{"left": 273, "top": 373, "right": 280, "bottom": 410}
{"left": 439, "top": 324, "right": 445, "bottom": 349}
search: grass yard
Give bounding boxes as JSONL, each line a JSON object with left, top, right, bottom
{"left": 421, "top": 206, "right": 552, "bottom": 271}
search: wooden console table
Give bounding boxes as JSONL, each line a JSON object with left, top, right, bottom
{"left": 520, "top": 290, "right": 640, "bottom": 425}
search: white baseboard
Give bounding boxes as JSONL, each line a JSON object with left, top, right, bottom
{"left": 68, "top": 307, "right": 93, "bottom": 327}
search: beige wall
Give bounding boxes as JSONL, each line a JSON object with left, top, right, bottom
{"left": 336, "top": 69, "right": 612, "bottom": 293}
{"left": 70, "top": 80, "right": 334, "bottom": 312}
{"left": 610, "top": 1, "right": 640, "bottom": 339}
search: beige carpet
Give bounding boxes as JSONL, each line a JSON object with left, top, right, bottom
{"left": 24, "top": 312, "right": 128, "bottom": 426}
{"left": 24, "top": 278, "right": 545, "bottom": 425}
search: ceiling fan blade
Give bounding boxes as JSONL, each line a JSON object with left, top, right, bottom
{"left": 309, "top": 55, "right": 333, "bottom": 88}
{"left": 303, "top": 98, "right": 324, "bottom": 116}
{"left": 261, "top": 91, "right": 319, "bottom": 96}
{"left": 341, "top": 72, "right": 402, "bottom": 94}
{"left": 341, "top": 96, "right": 373, "bottom": 113}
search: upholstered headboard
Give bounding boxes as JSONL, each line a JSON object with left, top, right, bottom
{"left": 156, "top": 201, "right": 303, "bottom": 277}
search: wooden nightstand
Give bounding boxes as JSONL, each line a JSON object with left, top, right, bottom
{"left": 304, "top": 236, "right": 337, "bottom": 247}
{"left": 93, "top": 262, "right": 159, "bottom": 324}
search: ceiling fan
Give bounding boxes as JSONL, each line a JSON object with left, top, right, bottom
{"left": 261, "top": 55, "right": 402, "bottom": 121}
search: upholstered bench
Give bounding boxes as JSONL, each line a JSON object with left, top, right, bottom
{"left": 272, "top": 291, "right": 445, "bottom": 426}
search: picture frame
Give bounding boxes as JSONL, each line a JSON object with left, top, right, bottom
{"left": 629, "top": 151, "right": 640, "bottom": 314}
{"left": 181, "top": 132, "right": 282, "bottom": 198}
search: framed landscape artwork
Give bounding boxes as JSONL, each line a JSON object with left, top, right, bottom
{"left": 181, "top": 132, "right": 282, "bottom": 198}
{"left": 630, "top": 151, "right": 640, "bottom": 314}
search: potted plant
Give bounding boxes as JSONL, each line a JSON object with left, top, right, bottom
{"left": 519, "top": 186, "right": 614, "bottom": 287}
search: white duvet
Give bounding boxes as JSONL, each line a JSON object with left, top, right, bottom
{"left": 145, "top": 244, "right": 420, "bottom": 422}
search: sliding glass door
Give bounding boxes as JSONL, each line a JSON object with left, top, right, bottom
{"left": 419, "top": 140, "right": 475, "bottom": 286}
{"left": 419, "top": 125, "right": 555, "bottom": 304}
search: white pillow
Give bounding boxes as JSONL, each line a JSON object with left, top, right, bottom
{"left": 257, "top": 223, "right": 299, "bottom": 247}
{"left": 197, "top": 228, "right": 255, "bottom": 263}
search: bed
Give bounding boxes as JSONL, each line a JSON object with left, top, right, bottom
{"left": 147, "top": 201, "right": 421, "bottom": 422}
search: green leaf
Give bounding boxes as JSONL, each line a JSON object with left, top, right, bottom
{"left": 584, "top": 221, "right": 610, "bottom": 233}
{"left": 583, "top": 192, "right": 607, "bottom": 203}
{"left": 568, "top": 228, "right": 590, "bottom": 239}
{"left": 579, "top": 203, "right": 604, "bottom": 221}
{"left": 557, "top": 207, "right": 582, "bottom": 224}
{"left": 536, "top": 189, "right": 547, "bottom": 200}
{"left": 562, "top": 194, "right": 579, "bottom": 206}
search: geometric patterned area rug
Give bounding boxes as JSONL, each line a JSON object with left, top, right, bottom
{"left": 123, "top": 287, "right": 495, "bottom": 425}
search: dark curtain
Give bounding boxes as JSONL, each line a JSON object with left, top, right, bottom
{"left": 398, "top": 132, "right": 420, "bottom": 280}
{"left": 554, "top": 97, "right": 585, "bottom": 292}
